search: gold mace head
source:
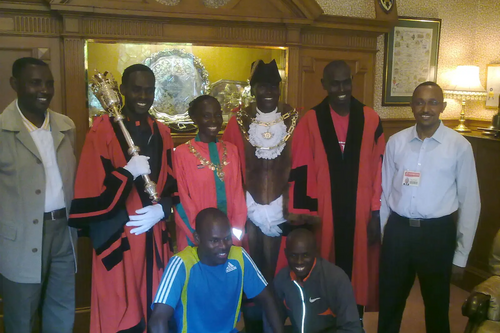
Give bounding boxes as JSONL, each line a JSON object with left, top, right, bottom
{"left": 90, "top": 70, "right": 123, "bottom": 117}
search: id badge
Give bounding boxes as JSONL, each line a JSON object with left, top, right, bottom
{"left": 402, "top": 170, "right": 421, "bottom": 186}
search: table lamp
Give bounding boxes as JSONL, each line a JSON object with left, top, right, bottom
{"left": 444, "top": 66, "right": 487, "bottom": 132}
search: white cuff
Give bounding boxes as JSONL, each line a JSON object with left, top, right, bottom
{"left": 453, "top": 252, "right": 468, "bottom": 267}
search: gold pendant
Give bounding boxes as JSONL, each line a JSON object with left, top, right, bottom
{"left": 262, "top": 131, "right": 274, "bottom": 139}
{"left": 217, "top": 168, "right": 225, "bottom": 182}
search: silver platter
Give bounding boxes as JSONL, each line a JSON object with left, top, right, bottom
{"left": 210, "top": 79, "right": 254, "bottom": 117}
{"left": 145, "top": 49, "right": 210, "bottom": 131}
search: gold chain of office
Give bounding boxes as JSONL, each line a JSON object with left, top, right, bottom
{"left": 187, "top": 140, "right": 229, "bottom": 181}
{"left": 236, "top": 108, "right": 299, "bottom": 150}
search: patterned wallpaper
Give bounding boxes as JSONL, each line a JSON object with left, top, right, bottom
{"left": 315, "top": 0, "right": 374, "bottom": 18}
{"left": 316, "top": 0, "right": 500, "bottom": 120}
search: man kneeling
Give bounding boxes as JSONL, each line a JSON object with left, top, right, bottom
{"left": 274, "top": 228, "right": 362, "bottom": 333}
{"left": 148, "top": 207, "right": 284, "bottom": 333}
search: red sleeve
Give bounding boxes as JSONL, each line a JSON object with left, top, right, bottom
{"left": 226, "top": 144, "right": 247, "bottom": 246}
{"left": 158, "top": 123, "right": 175, "bottom": 191}
{"left": 156, "top": 122, "right": 178, "bottom": 216}
{"left": 288, "top": 111, "right": 319, "bottom": 216}
{"left": 173, "top": 144, "right": 198, "bottom": 245}
{"left": 222, "top": 112, "right": 247, "bottom": 181}
{"left": 68, "top": 117, "right": 133, "bottom": 228}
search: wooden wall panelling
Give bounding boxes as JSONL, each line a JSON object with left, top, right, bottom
{"left": 381, "top": 119, "right": 491, "bottom": 141}
{"left": 459, "top": 134, "right": 500, "bottom": 291}
{"left": 0, "top": 36, "right": 62, "bottom": 116}
{"left": 60, "top": 14, "right": 291, "bottom": 47}
{"left": 285, "top": 24, "right": 301, "bottom": 109}
{"left": 61, "top": 37, "right": 87, "bottom": 155}
{"left": 61, "top": 37, "right": 92, "bottom": 333}
{"left": 381, "top": 119, "right": 415, "bottom": 139}
{"left": 0, "top": 9, "right": 61, "bottom": 37}
{"left": 286, "top": 46, "right": 301, "bottom": 109}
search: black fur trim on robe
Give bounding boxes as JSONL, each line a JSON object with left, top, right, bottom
{"left": 313, "top": 96, "right": 365, "bottom": 279}
{"left": 68, "top": 157, "right": 133, "bottom": 228}
{"left": 289, "top": 165, "right": 318, "bottom": 212}
{"left": 117, "top": 318, "right": 146, "bottom": 333}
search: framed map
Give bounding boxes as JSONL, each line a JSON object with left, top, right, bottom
{"left": 383, "top": 17, "right": 442, "bottom": 106}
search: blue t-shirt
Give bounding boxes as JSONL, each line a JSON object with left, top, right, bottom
{"left": 153, "top": 246, "right": 267, "bottom": 333}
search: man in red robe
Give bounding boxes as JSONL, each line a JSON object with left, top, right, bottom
{"left": 68, "top": 64, "right": 177, "bottom": 333}
{"left": 288, "top": 60, "right": 385, "bottom": 321}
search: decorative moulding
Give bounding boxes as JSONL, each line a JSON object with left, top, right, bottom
{"left": 302, "top": 32, "right": 378, "bottom": 51}
{"left": 0, "top": 13, "right": 61, "bottom": 36}
{"left": 47, "top": 0, "right": 323, "bottom": 24}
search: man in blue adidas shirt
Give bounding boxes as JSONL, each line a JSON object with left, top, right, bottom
{"left": 148, "top": 208, "right": 284, "bottom": 333}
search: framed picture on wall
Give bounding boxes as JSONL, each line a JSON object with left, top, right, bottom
{"left": 486, "top": 64, "right": 500, "bottom": 109}
{"left": 382, "top": 17, "right": 442, "bottom": 106}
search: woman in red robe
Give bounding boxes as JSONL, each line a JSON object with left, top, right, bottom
{"left": 174, "top": 95, "right": 247, "bottom": 250}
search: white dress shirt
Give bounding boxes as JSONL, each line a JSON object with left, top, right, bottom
{"left": 17, "top": 101, "right": 66, "bottom": 212}
{"left": 380, "top": 122, "right": 480, "bottom": 267}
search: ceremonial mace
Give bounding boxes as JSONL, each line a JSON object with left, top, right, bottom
{"left": 90, "top": 71, "right": 160, "bottom": 203}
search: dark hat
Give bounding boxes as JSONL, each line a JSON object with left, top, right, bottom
{"left": 249, "top": 59, "right": 282, "bottom": 88}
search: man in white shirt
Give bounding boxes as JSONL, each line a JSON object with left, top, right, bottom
{"left": 0, "top": 57, "right": 77, "bottom": 333}
{"left": 378, "top": 81, "right": 481, "bottom": 333}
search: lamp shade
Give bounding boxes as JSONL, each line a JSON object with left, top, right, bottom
{"left": 444, "top": 65, "right": 486, "bottom": 100}
{"left": 447, "top": 66, "right": 485, "bottom": 92}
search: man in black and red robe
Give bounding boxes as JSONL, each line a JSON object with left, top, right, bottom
{"left": 288, "top": 60, "right": 385, "bottom": 320}
{"left": 68, "top": 64, "right": 177, "bottom": 333}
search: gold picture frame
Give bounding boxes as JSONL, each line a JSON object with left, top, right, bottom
{"left": 383, "top": 17, "right": 442, "bottom": 106}
{"left": 486, "top": 64, "right": 500, "bottom": 109}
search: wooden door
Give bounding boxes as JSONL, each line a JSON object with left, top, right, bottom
{"left": 298, "top": 47, "right": 376, "bottom": 113}
{"left": 0, "top": 36, "right": 62, "bottom": 114}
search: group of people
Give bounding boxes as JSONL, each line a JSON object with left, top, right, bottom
{"left": 0, "top": 56, "right": 480, "bottom": 333}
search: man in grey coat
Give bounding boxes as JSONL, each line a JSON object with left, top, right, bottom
{"left": 0, "top": 57, "right": 77, "bottom": 333}
{"left": 274, "top": 228, "right": 362, "bottom": 333}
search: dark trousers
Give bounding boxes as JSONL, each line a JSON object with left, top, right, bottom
{"left": 378, "top": 213, "right": 456, "bottom": 333}
{"left": 243, "top": 221, "right": 282, "bottom": 333}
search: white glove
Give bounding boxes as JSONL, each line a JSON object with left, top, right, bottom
{"left": 246, "top": 192, "right": 286, "bottom": 238}
{"left": 126, "top": 204, "right": 164, "bottom": 235}
{"left": 259, "top": 224, "right": 282, "bottom": 237}
{"left": 123, "top": 155, "right": 151, "bottom": 180}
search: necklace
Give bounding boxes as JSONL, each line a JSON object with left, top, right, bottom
{"left": 252, "top": 115, "right": 287, "bottom": 127}
{"left": 187, "top": 140, "right": 229, "bottom": 181}
{"left": 237, "top": 108, "right": 298, "bottom": 150}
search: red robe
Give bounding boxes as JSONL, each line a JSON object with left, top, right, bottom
{"left": 68, "top": 115, "right": 176, "bottom": 333}
{"left": 174, "top": 139, "right": 247, "bottom": 250}
{"left": 289, "top": 97, "right": 385, "bottom": 309}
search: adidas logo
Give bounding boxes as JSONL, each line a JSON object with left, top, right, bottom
{"left": 226, "top": 262, "right": 237, "bottom": 273}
